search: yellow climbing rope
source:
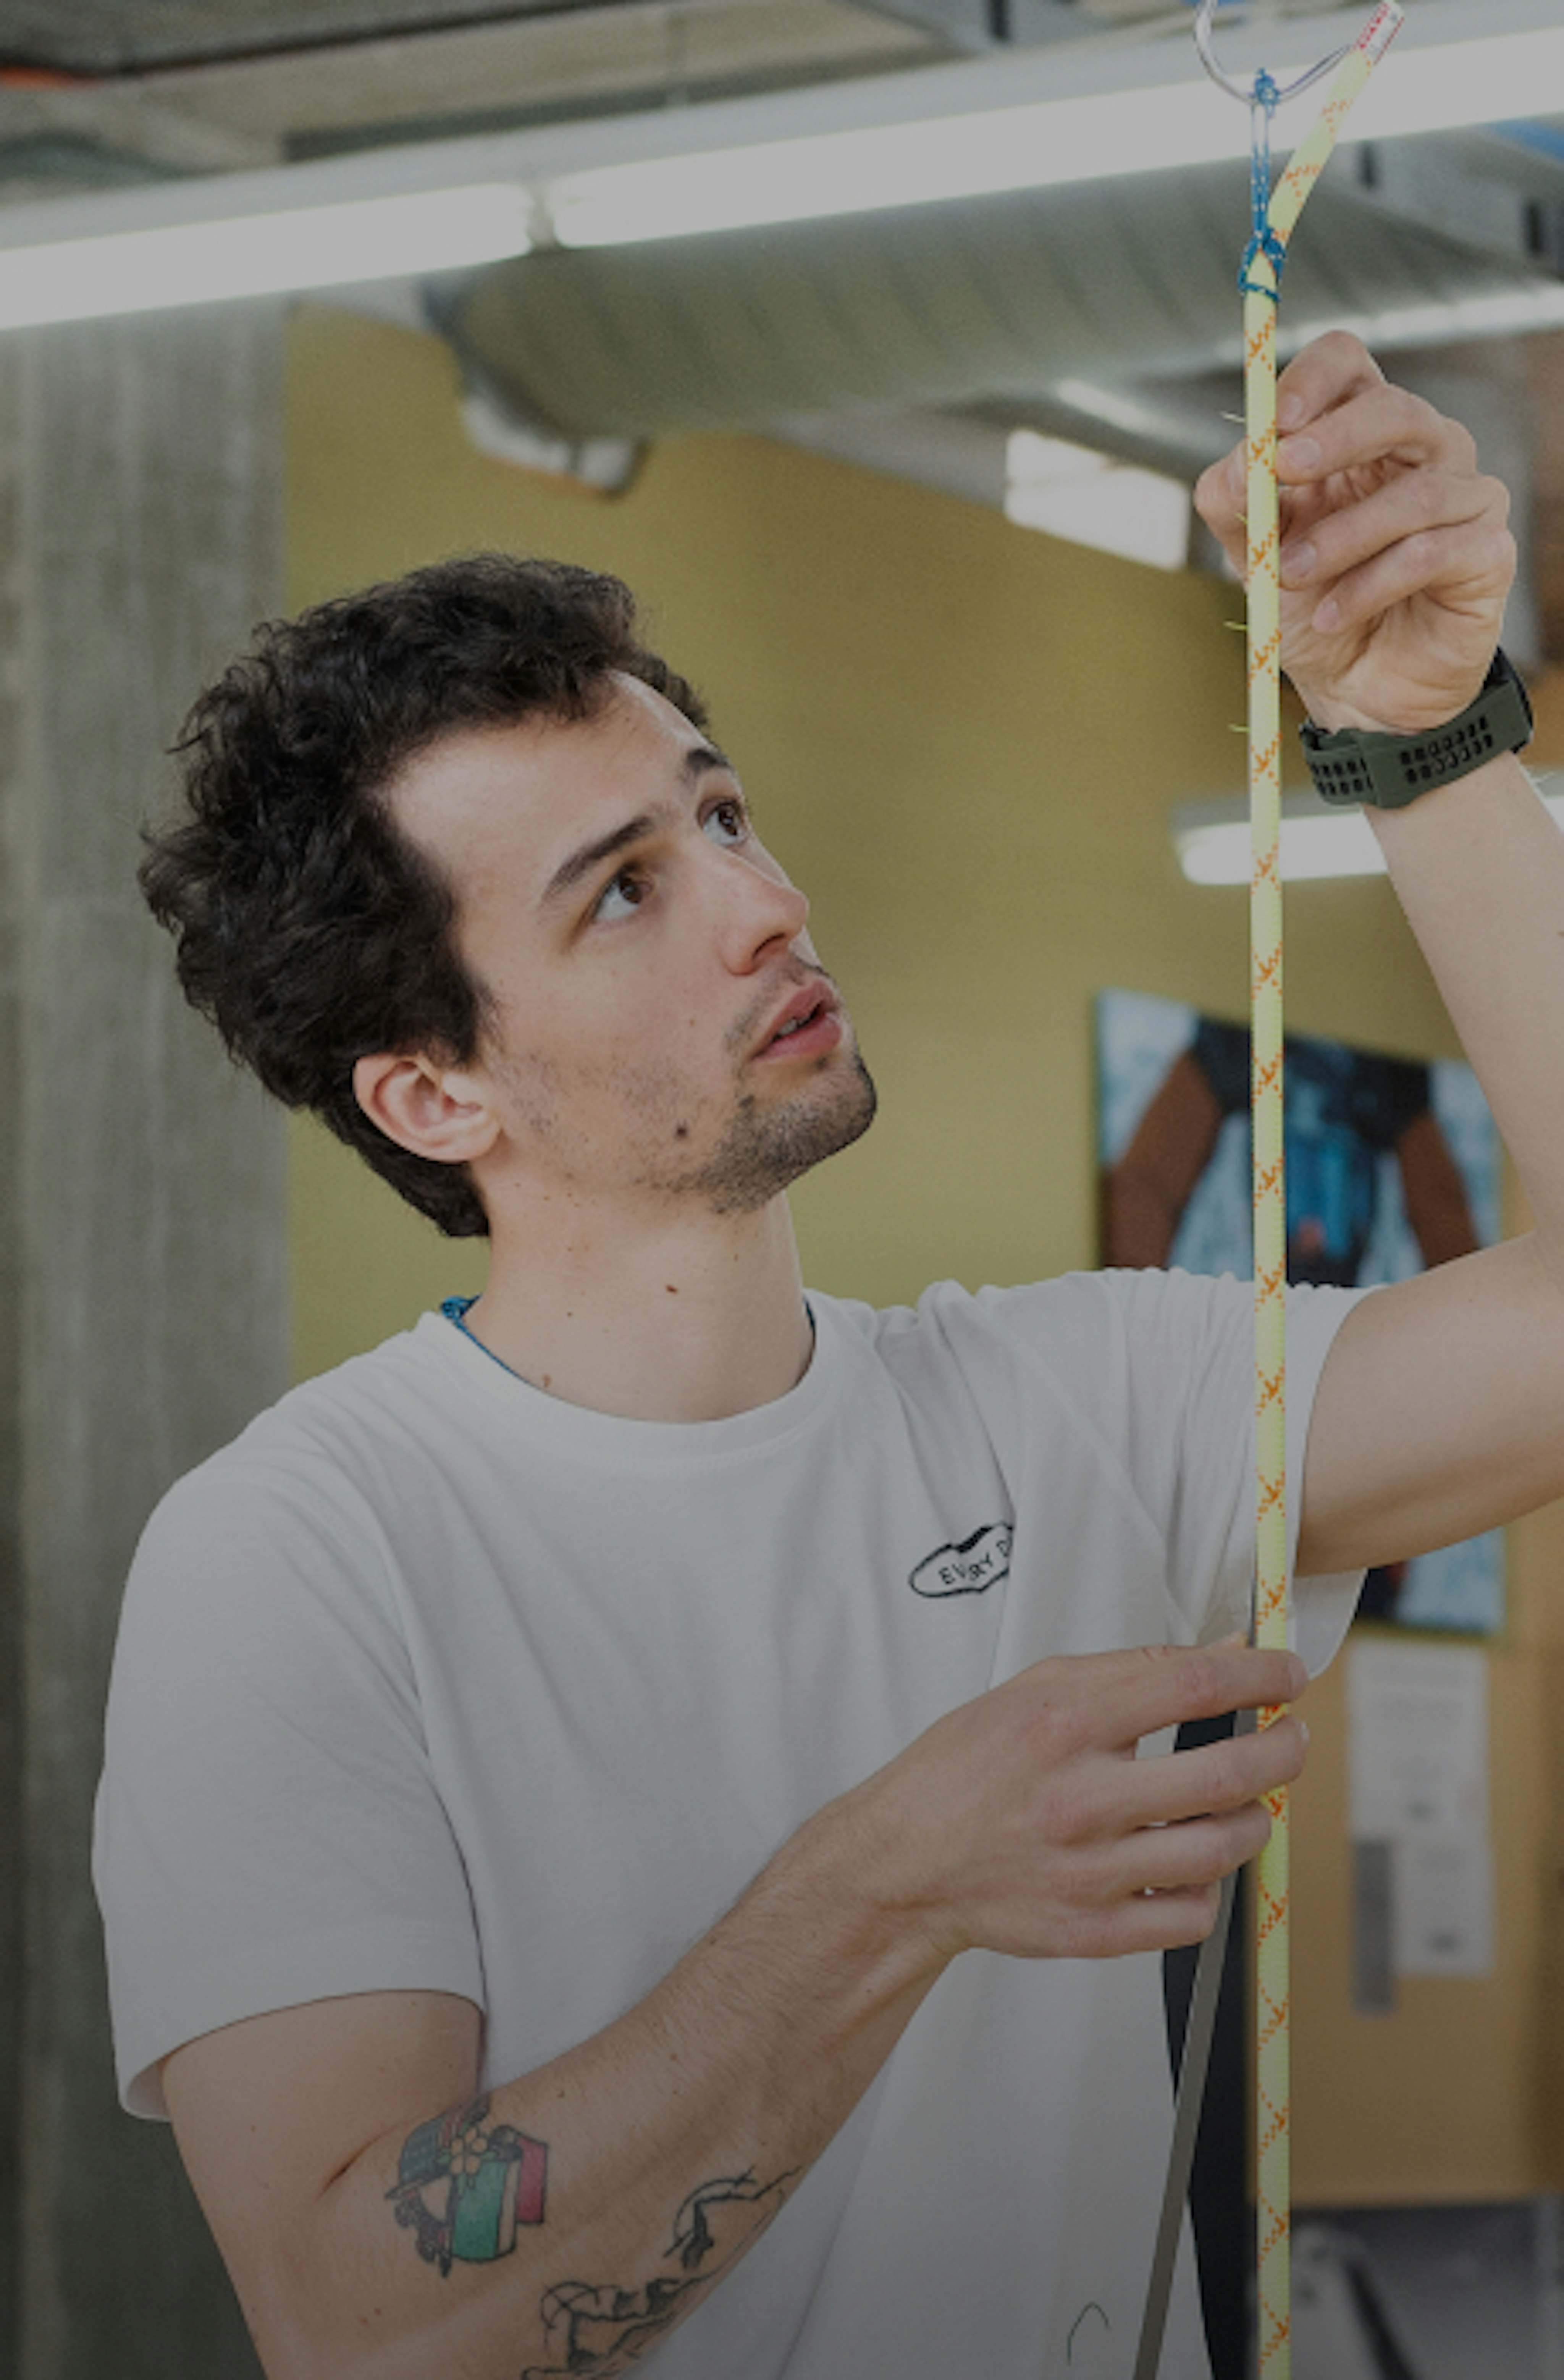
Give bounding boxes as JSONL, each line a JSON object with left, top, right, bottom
{"left": 1197, "top": 7, "right": 1404, "bottom": 2374}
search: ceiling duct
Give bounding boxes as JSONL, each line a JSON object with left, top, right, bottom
{"left": 429, "top": 155, "right": 1559, "bottom": 452}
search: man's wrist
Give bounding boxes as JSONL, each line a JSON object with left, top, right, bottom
{"left": 781, "top": 1783, "right": 956, "bottom": 1997}
{"left": 1298, "top": 650, "right": 1532, "bottom": 809}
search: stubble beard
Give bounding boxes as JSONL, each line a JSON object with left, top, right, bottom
{"left": 677, "top": 1045, "right": 878, "bottom": 1216}
{"left": 491, "top": 975, "right": 878, "bottom": 1218}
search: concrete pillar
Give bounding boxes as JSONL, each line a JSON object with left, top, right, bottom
{"left": 0, "top": 305, "right": 289, "bottom": 2378}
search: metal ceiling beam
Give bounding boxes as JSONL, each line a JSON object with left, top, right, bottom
{"left": 4, "top": 3, "right": 932, "bottom": 170}
{"left": 849, "top": 0, "right": 1088, "bottom": 53}
{"left": 0, "top": 1, "right": 588, "bottom": 78}
{"left": 0, "top": 0, "right": 1558, "bottom": 261}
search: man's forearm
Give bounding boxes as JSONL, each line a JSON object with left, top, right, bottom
{"left": 263, "top": 1797, "right": 940, "bottom": 2380}
{"left": 167, "top": 1642, "right": 1306, "bottom": 2380}
{"left": 1372, "top": 751, "right": 1564, "bottom": 1259}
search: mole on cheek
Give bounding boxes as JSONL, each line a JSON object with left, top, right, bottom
{"left": 674, "top": 1123, "right": 690, "bottom": 1141}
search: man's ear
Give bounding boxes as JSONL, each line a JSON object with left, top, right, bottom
{"left": 352, "top": 1051, "right": 500, "bottom": 1166}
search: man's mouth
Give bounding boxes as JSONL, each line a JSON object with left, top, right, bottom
{"left": 771, "top": 1005, "right": 818, "bottom": 1043}
{"left": 753, "top": 985, "right": 843, "bottom": 1062}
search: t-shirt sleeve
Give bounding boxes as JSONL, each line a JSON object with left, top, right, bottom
{"left": 93, "top": 1455, "right": 486, "bottom": 2120}
{"left": 934, "top": 1268, "right": 1370, "bottom": 1672}
{"left": 1117, "top": 1267, "right": 1372, "bottom": 1674}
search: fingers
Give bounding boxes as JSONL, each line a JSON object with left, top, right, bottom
{"left": 1035, "top": 1717, "right": 1305, "bottom": 1958}
{"left": 1132, "top": 1798, "right": 1276, "bottom": 1895}
{"left": 1139, "top": 1710, "right": 1307, "bottom": 1828}
{"left": 1193, "top": 349, "right": 1484, "bottom": 575}
{"left": 1192, "top": 332, "right": 1394, "bottom": 557}
{"left": 1275, "top": 328, "right": 1386, "bottom": 436}
{"left": 1296, "top": 515, "right": 1515, "bottom": 646}
{"left": 1272, "top": 380, "right": 1490, "bottom": 594}
{"left": 1070, "top": 1882, "right": 1226, "bottom": 1960}
{"left": 1016, "top": 1639, "right": 1306, "bottom": 1765}
{"left": 1193, "top": 328, "right": 1513, "bottom": 727}
{"left": 873, "top": 1642, "right": 1312, "bottom": 1970}
{"left": 1043, "top": 1711, "right": 1307, "bottom": 1865}
{"left": 1193, "top": 449, "right": 1247, "bottom": 572}
{"left": 1278, "top": 449, "right": 1495, "bottom": 582}
{"left": 1042, "top": 1802, "right": 1270, "bottom": 1960}
{"left": 1276, "top": 374, "right": 1470, "bottom": 486}
{"left": 1280, "top": 462, "right": 1508, "bottom": 624}
{"left": 1133, "top": 1713, "right": 1304, "bottom": 1837}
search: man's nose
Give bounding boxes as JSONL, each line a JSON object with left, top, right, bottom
{"left": 716, "top": 852, "right": 810, "bottom": 971}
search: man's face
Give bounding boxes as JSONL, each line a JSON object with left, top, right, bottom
{"left": 388, "top": 673, "right": 875, "bottom": 1217}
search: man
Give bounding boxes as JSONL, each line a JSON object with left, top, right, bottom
{"left": 94, "top": 333, "right": 1564, "bottom": 2380}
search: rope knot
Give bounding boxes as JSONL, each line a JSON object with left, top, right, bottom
{"left": 1239, "top": 72, "right": 1288, "bottom": 300}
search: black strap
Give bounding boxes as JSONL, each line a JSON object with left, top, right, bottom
{"left": 1133, "top": 1706, "right": 1258, "bottom": 2380}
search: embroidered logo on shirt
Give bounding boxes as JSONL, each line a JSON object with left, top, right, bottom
{"left": 909, "top": 1523, "right": 1013, "bottom": 1599}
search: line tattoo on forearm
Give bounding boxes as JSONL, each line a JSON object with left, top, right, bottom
{"left": 519, "top": 2166, "right": 799, "bottom": 2380}
{"left": 386, "top": 2095, "right": 549, "bottom": 2276}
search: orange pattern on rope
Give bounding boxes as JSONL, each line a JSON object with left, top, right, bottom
{"left": 1237, "top": 16, "right": 1404, "bottom": 2377}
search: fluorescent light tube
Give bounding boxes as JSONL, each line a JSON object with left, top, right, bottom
{"left": 1292, "top": 285, "right": 1564, "bottom": 350}
{"left": 1176, "top": 809, "right": 1388, "bottom": 885}
{"left": 543, "top": 21, "right": 1564, "bottom": 250}
{"left": 1175, "top": 791, "right": 1564, "bottom": 885}
{"left": 1005, "top": 429, "right": 1192, "bottom": 571}
{"left": 0, "top": 0, "right": 1555, "bottom": 331}
{"left": 0, "top": 185, "right": 532, "bottom": 331}
{"left": 545, "top": 84, "right": 1248, "bottom": 246}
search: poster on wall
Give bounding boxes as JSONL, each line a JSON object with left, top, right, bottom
{"left": 1095, "top": 987, "right": 1503, "bottom": 1635}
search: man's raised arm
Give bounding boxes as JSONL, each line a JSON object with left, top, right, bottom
{"left": 1196, "top": 330, "right": 1564, "bottom": 1579}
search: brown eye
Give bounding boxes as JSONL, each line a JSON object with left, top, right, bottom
{"left": 591, "top": 866, "right": 648, "bottom": 923}
{"left": 703, "top": 798, "right": 748, "bottom": 846}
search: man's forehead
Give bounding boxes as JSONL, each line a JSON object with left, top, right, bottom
{"left": 387, "top": 674, "right": 719, "bottom": 874}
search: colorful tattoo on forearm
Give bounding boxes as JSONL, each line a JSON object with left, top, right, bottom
{"left": 386, "top": 2095, "right": 548, "bottom": 2276}
{"left": 387, "top": 2098, "right": 795, "bottom": 2378}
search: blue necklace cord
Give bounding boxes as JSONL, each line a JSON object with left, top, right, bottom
{"left": 440, "top": 1294, "right": 528, "bottom": 1382}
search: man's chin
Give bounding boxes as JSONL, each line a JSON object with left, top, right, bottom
{"left": 695, "top": 1054, "right": 877, "bottom": 1217}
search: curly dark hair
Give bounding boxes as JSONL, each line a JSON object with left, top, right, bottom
{"left": 141, "top": 553, "right": 707, "bottom": 1238}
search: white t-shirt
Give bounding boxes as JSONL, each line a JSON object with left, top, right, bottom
{"left": 95, "top": 1270, "right": 1365, "bottom": 2380}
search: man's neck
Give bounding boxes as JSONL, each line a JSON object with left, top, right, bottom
{"left": 458, "top": 1194, "right": 814, "bottom": 1423}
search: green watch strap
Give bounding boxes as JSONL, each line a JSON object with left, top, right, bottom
{"left": 1300, "top": 648, "right": 1533, "bottom": 809}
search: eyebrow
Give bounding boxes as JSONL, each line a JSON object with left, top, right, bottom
{"left": 539, "top": 741, "right": 736, "bottom": 910}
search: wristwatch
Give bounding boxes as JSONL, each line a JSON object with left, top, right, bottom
{"left": 1300, "top": 648, "right": 1533, "bottom": 809}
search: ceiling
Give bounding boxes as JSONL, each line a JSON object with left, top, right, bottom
{"left": 3, "top": 0, "right": 1562, "bottom": 654}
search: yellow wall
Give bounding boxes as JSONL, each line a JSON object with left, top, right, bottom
{"left": 286, "top": 300, "right": 1564, "bottom": 2201}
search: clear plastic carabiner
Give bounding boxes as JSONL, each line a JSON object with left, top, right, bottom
{"left": 1192, "top": 0, "right": 1350, "bottom": 106}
